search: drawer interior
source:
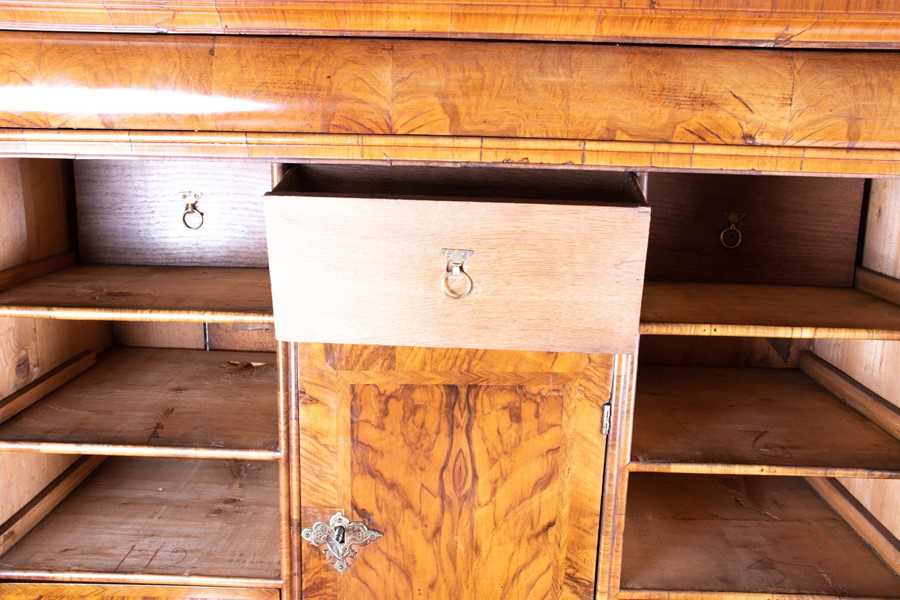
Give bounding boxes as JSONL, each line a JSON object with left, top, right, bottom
{"left": 275, "top": 163, "right": 645, "bottom": 204}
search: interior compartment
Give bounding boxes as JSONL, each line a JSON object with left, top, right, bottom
{"left": 620, "top": 473, "right": 900, "bottom": 597}
{"left": 0, "top": 158, "right": 275, "bottom": 322}
{"left": 0, "top": 347, "right": 277, "bottom": 459}
{"left": 633, "top": 349, "right": 900, "bottom": 478}
{"left": 645, "top": 173, "right": 864, "bottom": 286}
{"left": 0, "top": 457, "right": 281, "bottom": 583}
{"left": 640, "top": 173, "right": 900, "bottom": 339}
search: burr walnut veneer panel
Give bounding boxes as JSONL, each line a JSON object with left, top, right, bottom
{"left": 294, "top": 343, "right": 613, "bottom": 600}
{"left": 2, "top": 32, "right": 900, "bottom": 150}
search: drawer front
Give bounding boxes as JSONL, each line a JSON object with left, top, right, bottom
{"left": 75, "top": 160, "right": 273, "bottom": 267}
{"left": 0, "top": 583, "right": 279, "bottom": 600}
{"left": 265, "top": 195, "right": 649, "bottom": 353}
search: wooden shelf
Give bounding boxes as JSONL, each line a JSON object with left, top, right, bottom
{"left": 0, "top": 348, "right": 278, "bottom": 460}
{"left": 640, "top": 282, "right": 900, "bottom": 339}
{"left": 0, "top": 265, "right": 273, "bottom": 322}
{"left": 631, "top": 366, "right": 900, "bottom": 478}
{"left": 620, "top": 474, "right": 900, "bottom": 598}
{"left": 0, "top": 458, "right": 281, "bottom": 586}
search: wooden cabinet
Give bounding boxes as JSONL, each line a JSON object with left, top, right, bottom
{"left": 0, "top": 74, "right": 899, "bottom": 600}
{"left": 263, "top": 165, "right": 648, "bottom": 598}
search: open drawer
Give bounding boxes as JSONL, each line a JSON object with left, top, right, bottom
{"left": 265, "top": 165, "right": 650, "bottom": 353}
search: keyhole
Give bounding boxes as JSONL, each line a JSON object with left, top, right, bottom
{"left": 335, "top": 525, "right": 346, "bottom": 544}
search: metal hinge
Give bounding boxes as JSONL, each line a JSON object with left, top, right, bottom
{"left": 601, "top": 402, "right": 612, "bottom": 436}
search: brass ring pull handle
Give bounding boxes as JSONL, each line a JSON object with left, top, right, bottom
{"left": 181, "top": 192, "right": 205, "bottom": 230}
{"left": 719, "top": 212, "right": 745, "bottom": 249}
{"left": 442, "top": 261, "right": 474, "bottom": 299}
{"left": 301, "top": 512, "right": 383, "bottom": 572}
{"left": 719, "top": 223, "right": 742, "bottom": 249}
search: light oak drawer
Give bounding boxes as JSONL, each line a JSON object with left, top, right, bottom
{"left": 0, "top": 583, "right": 279, "bottom": 600}
{"left": 265, "top": 165, "right": 649, "bottom": 353}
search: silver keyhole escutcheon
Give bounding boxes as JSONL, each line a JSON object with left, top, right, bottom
{"left": 301, "top": 512, "right": 383, "bottom": 572}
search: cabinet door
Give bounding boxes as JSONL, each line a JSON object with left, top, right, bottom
{"left": 293, "top": 343, "right": 613, "bottom": 600}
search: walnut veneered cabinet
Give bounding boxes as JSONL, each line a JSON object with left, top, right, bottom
{"left": 265, "top": 166, "right": 649, "bottom": 598}
{"left": 290, "top": 344, "right": 614, "bottom": 598}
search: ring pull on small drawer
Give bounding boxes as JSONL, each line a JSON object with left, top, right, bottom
{"left": 302, "top": 512, "right": 383, "bottom": 572}
{"left": 180, "top": 191, "right": 205, "bottom": 230}
{"left": 441, "top": 248, "right": 474, "bottom": 299}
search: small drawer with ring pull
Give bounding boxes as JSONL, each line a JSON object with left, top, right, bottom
{"left": 264, "top": 164, "right": 650, "bottom": 353}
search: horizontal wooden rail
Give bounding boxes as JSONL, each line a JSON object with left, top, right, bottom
{"left": 0, "top": 583, "right": 280, "bottom": 600}
{"left": 640, "top": 283, "right": 900, "bottom": 340}
{"left": 0, "top": 1, "right": 898, "bottom": 48}
{"left": 0, "top": 570, "right": 283, "bottom": 588}
{"left": 3, "top": 130, "right": 900, "bottom": 177}
{"left": 0, "top": 265, "right": 274, "bottom": 324}
{"left": 2, "top": 32, "right": 900, "bottom": 151}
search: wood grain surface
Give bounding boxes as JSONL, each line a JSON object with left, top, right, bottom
{"left": 620, "top": 474, "right": 900, "bottom": 597}
{"left": 864, "top": 180, "right": 900, "bottom": 278}
{"left": 0, "top": 157, "right": 112, "bottom": 525}
{"left": 0, "top": 347, "right": 278, "bottom": 459}
{"left": 0, "top": 350, "right": 95, "bottom": 425}
{"left": 0, "top": 456, "right": 104, "bottom": 556}
{"left": 0, "top": 265, "right": 273, "bottom": 322}
{"left": 807, "top": 477, "right": 900, "bottom": 576}
{"left": 813, "top": 178, "right": 900, "bottom": 542}
{"left": 641, "top": 283, "right": 900, "bottom": 339}
{"left": 799, "top": 351, "right": 900, "bottom": 441}
{"left": 112, "top": 323, "right": 276, "bottom": 352}
{"left": 645, "top": 174, "right": 864, "bottom": 286}
{"left": 0, "top": 583, "right": 280, "bottom": 600}
{"left": 5, "top": 130, "right": 900, "bottom": 178}
{"left": 0, "top": 1, "right": 898, "bottom": 48}
{"left": 75, "top": 160, "right": 271, "bottom": 267}
{"left": 631, "top": 366, "right": 900, "bottom": 478}
{"left": 639, "top": 337, "right": 811, "bottom": 369}
{"left": 0, "top": 458, "right": 281, "bottom": 582}
{"left": 294, "top": 343, "right": 613, "bottom": 599}
{"left": 2, "top": 32, "right": 900, "bottom": 151}
{"left": 266, "top": 190, "right": 649, "bottom": 353}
